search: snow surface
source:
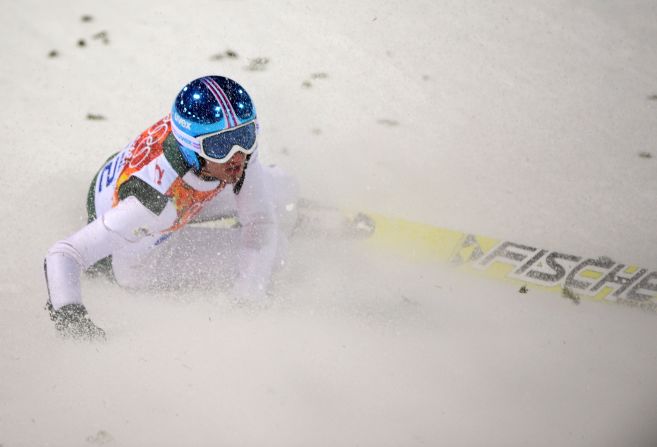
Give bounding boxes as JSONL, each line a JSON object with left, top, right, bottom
{"left": 1, "top": 0, "right": 657, "bottom": 446}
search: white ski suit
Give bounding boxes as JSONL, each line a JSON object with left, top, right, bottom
{"left": 45, "top": 115, "right": 297, "bottom": 310}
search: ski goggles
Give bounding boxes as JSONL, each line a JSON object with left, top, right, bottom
{"left": 197, "top": 121, "right": 257, "bottom": 162}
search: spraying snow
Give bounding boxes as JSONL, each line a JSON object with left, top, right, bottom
{"left": 1, "top": 0, "right": 657, "bottom": 446}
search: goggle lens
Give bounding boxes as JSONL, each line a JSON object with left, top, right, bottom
{"left": 201, "top": 122, "right": 257, "bottom": 160}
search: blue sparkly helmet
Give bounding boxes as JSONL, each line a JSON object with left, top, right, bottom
{"left": 170, "top": 76, "right": 258, "bottom": 170}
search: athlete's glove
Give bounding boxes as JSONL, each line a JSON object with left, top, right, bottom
{"left": 46, "top": 302, "right": 106, "bottom": 341}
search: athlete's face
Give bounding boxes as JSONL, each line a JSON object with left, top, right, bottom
{"left": 200, "top": 152, "right": 247, "bottom": 184}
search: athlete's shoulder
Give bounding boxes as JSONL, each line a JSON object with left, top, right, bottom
{"left": 126, "top": 116, "right": 173, "bottom": 168}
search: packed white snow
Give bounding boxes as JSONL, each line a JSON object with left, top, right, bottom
{"left": 1, "top": 0, "right": 657, "bottom": 446}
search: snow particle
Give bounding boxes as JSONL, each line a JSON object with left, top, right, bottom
{"left": 210, "top": 49, "right": 239, "bottom": 61}
{"left": 302, "top": 72, "right": 328, "bottom": 88}
{"left": 86, "top": 430, "right": 114, "bottom": 445}
{"left": 377, "top": 119, "right": 399, "bottom": 127}
{"left": 562, "top": 287, "right": 580, "bottom": 305}
{"left": 244, "top": 57, "right": 270, "bottom": 71}
{"left": 92, "top": 31, "right": 110, "bottom": 45}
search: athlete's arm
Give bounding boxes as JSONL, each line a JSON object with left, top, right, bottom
{"left": 45, "top": 196, "right": 175, "bottom": 310}
{"left": 233, "top": 156, "right": 278, "bottom": 299}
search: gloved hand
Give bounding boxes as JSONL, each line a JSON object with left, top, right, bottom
{"left": 45, "top": 302, "right": 106, "bottom": 341}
